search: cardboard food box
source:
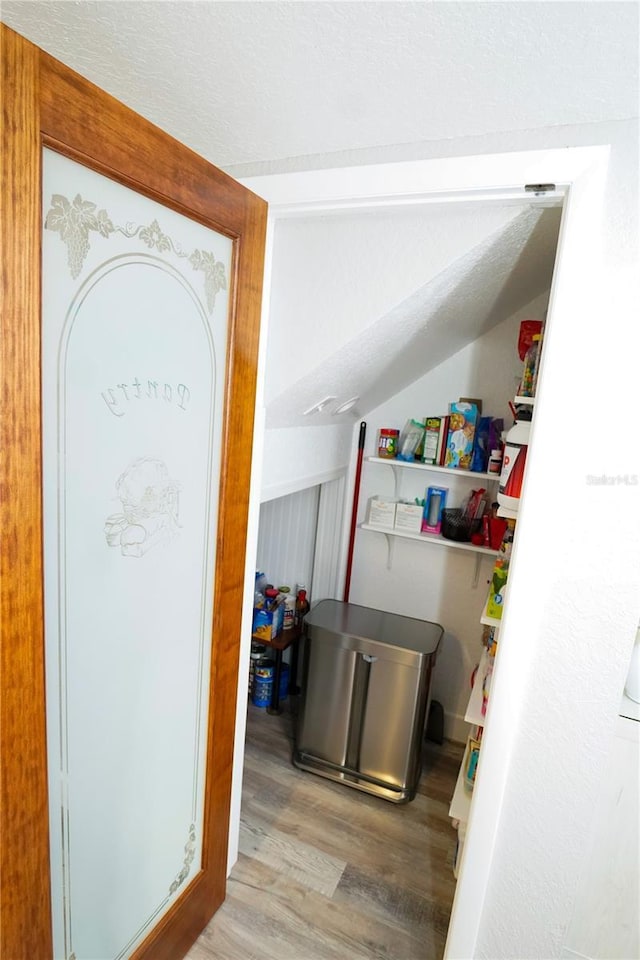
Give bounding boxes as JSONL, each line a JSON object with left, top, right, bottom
{"left": 421, "top": 486, "right": 448, "bottom": 534}
{"left": 252, "top": 600, "right": 284, "bottom": 642}
{"left": 445, "top": 402, "right": 479, "bottom": 470}
{"left": 394, "top": 501, "right": 423, "bottom": 533}
{"left": 367, "top": 496, "right": 397, "bottom": 529}
{"left": 422, "top": 417, "right": 443, "bottom": 465}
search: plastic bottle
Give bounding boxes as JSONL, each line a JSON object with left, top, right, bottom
{"left": 282, "top": 591, "right": 296, "bottom": 630}
{"left": 519, "top": 334, "right": 541, "bottom": 397}
{"left": 488, "top": 449, "right": 503, "bottom": 475}
{"left": 377, "top": 428, "right": 399, "bottom": 459}
{"left": 255, "top": 571, "right": 268, "bottom": 593}
{"left": 497, "top": 408, "right": 531, "bottom": 512}
{"left": 264, "top": 587, "right": 279, "bottom": 610}
{"left": 294, "top": 589, "right": 310, "bottom": 630}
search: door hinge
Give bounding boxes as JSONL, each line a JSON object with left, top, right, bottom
{"left": 525, "top": 183, "right": 556, "bottom": 195}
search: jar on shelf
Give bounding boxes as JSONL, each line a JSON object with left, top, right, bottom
{"left": 377, "top": 428, "right": 399, "bottom": 459}
{"left": 488, "top": 449, "right": 503, "bottom": 475}
{"left": 282, "top": 591, "right": 296, "bottom": 630}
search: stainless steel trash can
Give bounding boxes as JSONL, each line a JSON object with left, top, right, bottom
{"left": 293, "top": 600, "right": 442, "bottom": 803}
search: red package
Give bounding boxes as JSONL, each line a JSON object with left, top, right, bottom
{"left": 488, "top": 517, "right": 508, "bottom": 551}
{"left": 518, "top": 320, "right": 543, "bottom": 361}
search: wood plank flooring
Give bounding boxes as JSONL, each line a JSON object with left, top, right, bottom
{"left": 186, "top": 701, "right": 464, "bottom": 960}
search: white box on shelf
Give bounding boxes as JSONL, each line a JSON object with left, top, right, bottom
{"left": 465, "top": 647, "right": 489, "bottom": 726}
{"left": 394, "top": 501, "right": 423, "bottom": 533}
{"left": 367, "top": 496, "right": 397, "bottom": 529}
{"left": 453, "top": 819, "right": 467, "bottom": 879}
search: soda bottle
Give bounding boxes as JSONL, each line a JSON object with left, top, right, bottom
{"left": 294, "top": 589, "right": 310, "bottom": 630}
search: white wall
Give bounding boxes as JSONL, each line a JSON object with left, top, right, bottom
{"left": 256, "top": 485, "right": 319, "bottom": 595}
{"left": 349, "top": 294, "right": 549, "bottom": 741}
{"left": 260, "top": 423, "right": 353, "bottom": 502}
{"left": 465, "top": 130, "right": 640, "bottom": 960}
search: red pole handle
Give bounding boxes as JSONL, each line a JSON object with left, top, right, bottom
{"left": 343, "top": 421, "right": 366, "bottom": 603}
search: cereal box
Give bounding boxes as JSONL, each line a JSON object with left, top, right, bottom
{"left": 445, "top": 402, "right": 479, "bottom": 470}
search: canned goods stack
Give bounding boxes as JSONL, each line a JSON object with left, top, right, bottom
{"left": 250, "top": 654, "right": 289, "bottom": 708}
{"left": 252, "top": 657, "right": 275, "bottom": 707}
{"left": 248, "top": 642, "right": 268, "bottom": 696}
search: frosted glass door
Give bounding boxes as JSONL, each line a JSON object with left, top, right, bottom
{"left": 41, "top": 149, "right": 231, "bottom": 960}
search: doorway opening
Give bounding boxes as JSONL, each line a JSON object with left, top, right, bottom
{"left": 230, "top": 175, "right": 569, "bottom": 957}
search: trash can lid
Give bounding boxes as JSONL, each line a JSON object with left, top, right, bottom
{"left": 303, "top": 600, "right": 442, "bottom": 656}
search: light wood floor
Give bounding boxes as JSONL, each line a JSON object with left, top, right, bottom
{"left": 186, "top": 700, "right": 464, "bottom": 960}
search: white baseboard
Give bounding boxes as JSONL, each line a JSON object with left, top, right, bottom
{"left": 444, "top": 711, "right": 470, "bottom": 745}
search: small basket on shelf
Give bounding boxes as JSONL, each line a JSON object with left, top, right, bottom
{"left": 440, "top": 508, "right": 482, "bottom": 543}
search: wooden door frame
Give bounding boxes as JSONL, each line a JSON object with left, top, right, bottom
{"left": 1, "top": 25, "right": 266, "bottom": 960}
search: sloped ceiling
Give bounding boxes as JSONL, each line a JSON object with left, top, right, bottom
{"left": 265, "top": 203, "right": 523, "bottom": 404}
{"left": 266, "top": 204, "right": 562, "bottom": 428}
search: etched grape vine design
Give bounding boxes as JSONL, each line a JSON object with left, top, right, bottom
{"left": 169, "top": 823, "right": 197, "bottom": 895}
{"left": 45, "top": 193, "right": 226, "bottom": 314}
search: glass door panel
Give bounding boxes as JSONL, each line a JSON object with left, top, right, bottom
{"left": 42, "top": 148, "right": 231, "bottom": 960}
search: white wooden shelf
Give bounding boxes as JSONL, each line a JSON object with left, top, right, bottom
{"left": 620, "top": 691, "right": 640, "bottom": 724}
{"left": 366, "top": 456, "right": 498, "bottom": 483}
{"left": 449, "top": 660, "right": 493, "bottom": 828}
{"left": 480, "top": 594, "right": 503, "bottom": 627}
{"left": 452, "top": 819, "right": 467, "bottom": 879}
{"left": 359, "top": 523, "right": 499, "bottom": 557}
{"left": 450, "top": 650, "right": 495, "bottom": 831}
{"left": 496, "top": 504, "right": 518, "bottom": 520}
{"left": 465, "top": 648, "right": 490, "bottom": 726}
{"left": 449, "top": 753, "right": 472, "bottom": 823}
{"left": 514, "top": 395, "right": 535, "bottom": 406}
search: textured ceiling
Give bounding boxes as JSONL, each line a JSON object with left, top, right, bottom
{"left": 2, "top": 1, "right": 638, "bottom": 173}
{"left": 0, "top": 3, "right": 622, "bottom": 435}
{"left": 265, "top": 202, "right": 523, "bottom": 405}
{"left": 266, "top": 204, "right": 562, "bottom": 427}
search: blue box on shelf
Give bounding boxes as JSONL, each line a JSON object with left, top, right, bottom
{"left": 421, "top": 486, "right": 448, "bottom": 535}
{"left": 252, "top": 601, "right": 284, "bottom": 643}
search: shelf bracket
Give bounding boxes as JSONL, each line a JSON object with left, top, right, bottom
{"left": 383, "top": 533, "right": 395, "bottom": 570}
{"left": 390, "top": 464, "right": 401, "bottom": 500}
{"left": 472, "top": 554, "right": 482, "bottom": 589}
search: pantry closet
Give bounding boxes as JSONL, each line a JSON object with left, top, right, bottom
{"left": 240, "top": 170, "right": 564, "bottom": 940}
{"left": 251, "top": 198, "right": 561, "bottom": 735}
{"left": 234, "top": 146, "right": 634, "bottom": 960}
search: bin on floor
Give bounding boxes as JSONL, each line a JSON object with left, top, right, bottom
{"left": 293, "top": 600, "right": 442, "bottom": 803}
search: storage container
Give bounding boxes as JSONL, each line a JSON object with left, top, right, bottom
{"left": 377, "top": 428, "right": 399, "bottom": 459}
{"left": 294, "top": 600, "right": 442, "bottom": 803}
{"left": 251, "top": 658, "right": 275, "bottom": 707}
{"left": 498, "top": 409, "right": 531, "bottom": 512}
{"left": 252, "top": 599, "right": 284, "bottom": 642}
{"left": 367, "top": 496, "right": 397, "bottom": 529}
{"left": 440, "top": 508, "right": 482, "bottom": 543}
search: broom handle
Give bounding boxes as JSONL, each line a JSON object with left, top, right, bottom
{"left": 343, "top": 421, "right": 367, "bottom": 603}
